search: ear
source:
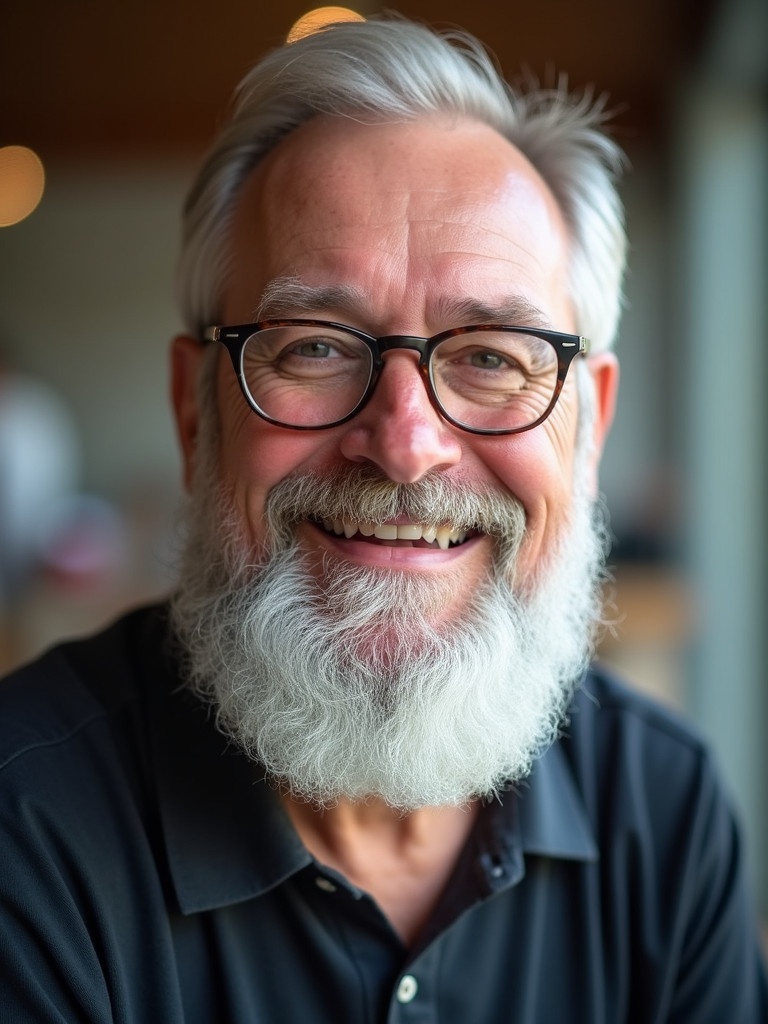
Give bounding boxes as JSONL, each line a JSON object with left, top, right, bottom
{"left": 583, "top": 352, "right": 619, "bottom": 496}
{"left": 170, "top": 335, "right": 206, "bottom": 492}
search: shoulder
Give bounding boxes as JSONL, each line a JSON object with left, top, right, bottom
{"left": 562, "top": 664, "right": 734, "bottom": 858}
{"left": 561, "top": 664, "right": 752, "bottom": 933}
{"left": 0, "top": 603, "right": 175, "bottom": 889}
{"left": 0, "top": 605, "right": 187, "bottom": 1019}
{"left": 569, "top": 663, "right": 712, "bottom": 774}
{"left": 561, "top": 667, "right": 768, "bottom": 1018}
{"left": 0, "top": 603, "right": 170, "bottom": 780}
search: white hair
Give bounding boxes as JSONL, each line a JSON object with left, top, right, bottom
{"left": 169, "top": 434, "right": 610, "bottom": 810}
{"left": 176, "top": 15, "right": 627, "bottom": 354}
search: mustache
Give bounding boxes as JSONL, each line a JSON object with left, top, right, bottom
{"left": 263, "top": 465, "right": 527, "bottom": 553}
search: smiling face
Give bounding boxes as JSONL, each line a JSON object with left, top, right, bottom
{"left": 172, "top": 114, "right": 617, "bottom": 619}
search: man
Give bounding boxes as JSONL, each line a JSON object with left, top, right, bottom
{"left": 0, "top": 15, "right": 765, "bottom": 1023}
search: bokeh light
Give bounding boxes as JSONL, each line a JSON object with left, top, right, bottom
{"left": 0, "top": 145, "right": 45, "bottom": 227}
{"left": 287, "top": 7, "right": 365, "bottom": 44}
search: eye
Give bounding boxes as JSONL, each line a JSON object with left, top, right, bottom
{"left": 289, "top": 338, "right": 338, "bottom": 359}
{"left": 445, "top": 344, "right": 523, "bottom": 377}
{"left": 468, "top": 349, "right": 512, "bottom": 371}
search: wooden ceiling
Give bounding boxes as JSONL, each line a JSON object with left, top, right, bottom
{"left": 1, "top": 1, "right": 717, "bottom": 161}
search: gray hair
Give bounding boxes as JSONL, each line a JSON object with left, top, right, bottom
{"left": 177, "top": 14, "right": 627, "bottom": 354}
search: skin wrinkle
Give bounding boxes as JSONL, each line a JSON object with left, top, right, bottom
{"left": 231, "top": 118, "right": 574, "bottom": 330}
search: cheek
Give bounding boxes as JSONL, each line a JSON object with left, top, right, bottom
{"left": 476, "top": 393, "right": 579, "bottom": 571}
{"left": 215, "top": 369, "right": 336, "bottom": 546}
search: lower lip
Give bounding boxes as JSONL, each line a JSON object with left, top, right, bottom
{"left": 301, "top": 520, "right": 482, "bottom": 569}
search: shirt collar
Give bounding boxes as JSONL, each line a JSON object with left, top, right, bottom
{"left": 149, "top": 662, "right": 311, "bottom": 915}
{"left": 516, "top": 738, "right": 598, "bottom": 861}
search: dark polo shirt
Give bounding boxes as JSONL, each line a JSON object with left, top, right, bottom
{"left": 0, "top": 605, "right": 765, "bottom": 1022}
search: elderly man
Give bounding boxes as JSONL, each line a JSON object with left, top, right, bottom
{"left": 0, "top": 15, "right": 765, "bottom": 1023}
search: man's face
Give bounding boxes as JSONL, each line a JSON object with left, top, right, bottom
{"left": 174, "top": 114, "right": 616, "bottom": 612}
{"left": 171, "top": 114, "right": 618, "bottom": 805}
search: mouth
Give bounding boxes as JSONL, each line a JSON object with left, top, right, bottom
{"left": 314, "top": 518, "right": 473, "bottom": 550}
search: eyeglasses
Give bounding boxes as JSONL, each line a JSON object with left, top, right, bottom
{"left": 203, "top": 319, "right": 589, "bottom": 435}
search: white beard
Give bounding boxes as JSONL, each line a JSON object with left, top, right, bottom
{"left": 170, "top": 459, "right": 609, "bottom": 811}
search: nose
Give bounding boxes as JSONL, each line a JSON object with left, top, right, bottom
{"left": 338, "top": 351, "right": 462, "bottom": 483}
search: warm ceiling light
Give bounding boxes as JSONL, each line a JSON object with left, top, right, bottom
{"left": 287, "top": 7, "right": 365, "bottom": 43}
{"left": 0, "top": 145, "right": 45, "bottom": 227}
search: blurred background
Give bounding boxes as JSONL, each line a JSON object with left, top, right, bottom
{"left": 1, "top": 0, "right": 766, "bottom": 920}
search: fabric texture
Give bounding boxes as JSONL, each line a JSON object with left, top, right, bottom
{"left": 0, "top": 604, "right": 766, "bottom": 1022}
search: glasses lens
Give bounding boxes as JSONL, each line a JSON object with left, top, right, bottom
{"left": 241, "top": 325, "right": 373, "bottom": 427}
{"left": 430, "top": 329, "right": 558, "bottom": 432}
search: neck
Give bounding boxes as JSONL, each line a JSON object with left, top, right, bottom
{"left": 282, "top": 792, "right": 479, "bottom": 946}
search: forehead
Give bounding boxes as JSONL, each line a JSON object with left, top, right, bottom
{"left": 224, "top": 115, "right": 573, "bottom": 330}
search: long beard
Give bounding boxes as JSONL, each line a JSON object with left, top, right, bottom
{"left": 170, "top": 462, "right": 609, "bottom": 810}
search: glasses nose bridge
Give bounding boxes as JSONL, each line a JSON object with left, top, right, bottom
{"left": 371, "top": 333, "right": 433, "bottom": 392}
{"left": 376, "top": 334, "right": 430, "bottom": 361}
{"left": 364, "top": 333, "right": 444, "bottom": 424}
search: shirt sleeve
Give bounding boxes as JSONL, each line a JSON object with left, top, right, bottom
{"left": 665, "top": 751, "right": 768, "bottom": 1023}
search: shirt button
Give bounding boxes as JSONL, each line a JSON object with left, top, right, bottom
{"left": 314, "top": 876, "right": 337, "bottom": 893}
{"left": 396, "top": 975, "right": 418, "bottom": 1003}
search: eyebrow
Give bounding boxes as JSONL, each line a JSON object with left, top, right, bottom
{"left": 431, "top": 295, "right": 553, "bottom": 330}
{"left": 254, "top": 276, "right": 553, "bottom": 331}
{"left": 255, "top": 278, "right": 369, "bottom": 320}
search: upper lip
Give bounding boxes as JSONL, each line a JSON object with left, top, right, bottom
{"left": 319, "top": 518, "right": 470, "bottom": 549}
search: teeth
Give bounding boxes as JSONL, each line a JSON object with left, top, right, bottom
{"left": 394, "top": 524, "right": 422, "bottom": 540}
{"left": 318, "top": 519, "right": 467, "bottom": 546}
{"left": 435, "top": 525, "right": 452, "bottom": 550}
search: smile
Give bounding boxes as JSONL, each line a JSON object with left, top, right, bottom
{"left": 316, "top": 518, "right": 471, "bottom": 549}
